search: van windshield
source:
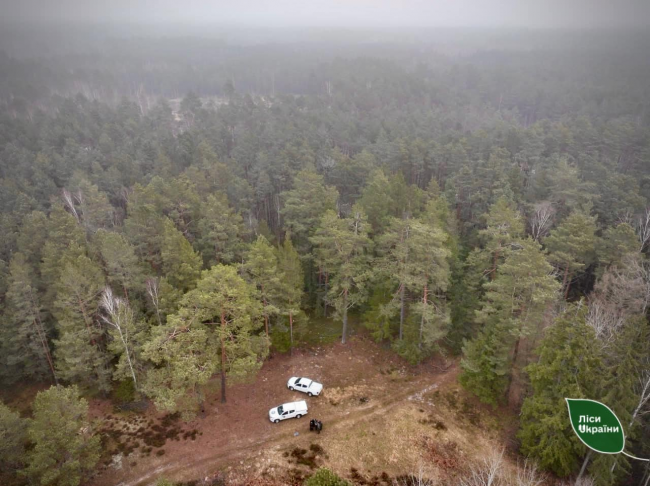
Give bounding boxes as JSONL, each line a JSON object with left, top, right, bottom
{"left": 277, "top": 406, "right": 284, "bottom": 414}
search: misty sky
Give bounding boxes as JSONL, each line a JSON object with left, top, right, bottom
{"left": 2, "top": 0, "right": 650, "bottom": 29}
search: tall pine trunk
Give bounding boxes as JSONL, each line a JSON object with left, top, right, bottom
{"left": 341, "top": 288, "right": 348, "bottom": 344}
{"left": 324, "top": 272, "right": 329, "bottom": 317}
{"left": 418, "top": 283, "right": 428, "bottom": 350}
{"left": 399, "top": 283, "right": 406, "bottom": 340}
{"left": 491, "top": 248, "right": 500, "bottom": 280}
{"left": 289, "top": 310, "right": 294, "bottom": 356}
{"left": 30, "top": 290, "right": 57, "bottom": 385}
{"left": 562, "top": 264, "right": 571, "bottom": 299}
{"left": 220, "top": 308, "right": 227, "bottom": 404}
{"left": 262, "top": 284, "right": 269, "bottom": 338}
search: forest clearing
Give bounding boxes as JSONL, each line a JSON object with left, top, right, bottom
{"left": 78, "top": 336, "right": 510, "bottom": 486}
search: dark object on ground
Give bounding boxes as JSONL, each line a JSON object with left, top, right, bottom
{"left": 309, "top": 419, "right": 323, "bottom": 434}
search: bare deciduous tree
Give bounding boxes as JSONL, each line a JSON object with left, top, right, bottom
{"left": 635, "top": 208, "right": 650, "bottom": 253}
{"left": 146, "top": 277, "right": 162, "bottom": 326}
{"left": 393, "top": 466, "right": 434, "bottom": 486}
{"left": 585, "top": 298, "right": 625, "bottom": 346}
{"left": 459, "top": 451, "right": 504, "bottom": 486}
{"left": 587, "top": 255, "right": 650, "bottom": 344}
{"left": 529, "top": 201, "right": 554, "bottom": 241}
{"left": 62, "top": 188, "right": 80, "bottom": 223}
{"left": 571, "top": 477, "right": 595, "bottom": 486}
{"left": 514, "top": 460, "right": 545, "bottom": 486}
{"left": 100, "top": 287, "right": 139, "bottom": 389}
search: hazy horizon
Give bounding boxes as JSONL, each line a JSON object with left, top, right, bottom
{"left": 2, "top": 0, "right": 649, "bottom": 30}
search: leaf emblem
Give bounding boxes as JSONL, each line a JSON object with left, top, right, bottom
{"left": 566, "top": 398, "right": 625, "bottom": 454}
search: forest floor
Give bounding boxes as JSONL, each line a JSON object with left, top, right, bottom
{"left": 87, "top": 334, "right": 520, "bottom": 486}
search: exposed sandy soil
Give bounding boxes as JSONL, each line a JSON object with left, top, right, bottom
{"left": 88, "top": 336, "right": 516, "bottom": 486}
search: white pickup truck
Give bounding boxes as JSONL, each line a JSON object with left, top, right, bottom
{"left": 287, "top": 377, "right": 323, "bottom": 397}
{"left": 269, "top": 400, "right": 308, "bottom": 423}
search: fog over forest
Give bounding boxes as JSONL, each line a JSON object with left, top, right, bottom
{"left": 1, "top": 2, "right": 650, "bottom": 486}
{"left": 2, "top": 0, "right": 650, "bottom": 28}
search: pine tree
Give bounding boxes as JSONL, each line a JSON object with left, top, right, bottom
{"left": 24, "top": 385, "right": 100, "bottom": 486}
{"left": 160, "top": 217, "right": 202, "bottom": 292}
{"left": 0, "top": 400, "right": 27, "bottom": 471}
{"left": 311, "top": 206, "right": 372, "bottom": 344}
{"left": 15, "top": 210, "right": 48, "bottom": 275}
{"left": 281, "top": 168, "right": 339, "bottom": 255}
{"left": 243, "top": 235, "right": 281, "bottom": 338}
{"left": 40, "top": 205, "right": 87, "bottom": 307}
{"left": 518, "top": 304, "right": 603, "bottom": 477}
{"left": 277, "top": 236, "right": 305, "bottom": 354}
{"left": 143, "top": 265, "right": 266, "bottom": 416}
{"left": 375, "top": 213, "right": 451, "bottom": 361}
{"left": 124, "top": 185, "right": 167, "bottom": 270}
{"left": 358, "top": 169, "right": 395, "bottom": 234}
{"left": 95, "top": 229, "right": 144, "bottom": 301}
{"left": 196, "top": 193, "right": 246, "bottom": 265}
{"left": 460, "top": 239, "right": 559, "bottom": 404}
{"left": 53, "top": 254, "right": 111, "bottom": 392}
{"left": 596, "top": 222, "right": 638, "bottom": 274}
{"left": 3, "top": 252, "right": 57, "bottom": 384}
{"left": 544, "top": 210, "right": 597, "bottom": 298}
{"left": 64, "top": 176, "right": 114, "bottom": 234}
{"left": 479, "top": 196, "right": 525, "bottom": 280}
{"left": 358, "top": 169, "right": 424, "bottom": 235}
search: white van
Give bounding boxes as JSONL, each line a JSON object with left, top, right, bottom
{"left": 269, "top": 400, "right": 308, "bottom": 423}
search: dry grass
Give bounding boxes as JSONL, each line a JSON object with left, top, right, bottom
{"left": 323, "top": 385, "right": 374, "bottom": 407}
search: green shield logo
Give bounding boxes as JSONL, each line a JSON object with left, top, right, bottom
{"left": 566, "top": 398, "right": 625, "bottom": 454}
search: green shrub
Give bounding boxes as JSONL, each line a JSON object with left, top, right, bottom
{"left": 112, "top": 379, "right": 136, "bottom": 403}
{"left": 304, "top": 468, "right": 351, "bottom": 486}
{"left": 155, "top": 479, "right": 175, "bottom": 486}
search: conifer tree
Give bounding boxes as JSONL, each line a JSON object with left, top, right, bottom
{"left": 518, "top": 305, "right": 602, "bottom": 476}
{"left": 40, "top": 205, "right": 87, "bottom": 307}
{"left": 197, "top": 193, "right": 246, "bottom": 265}
{"left": 64, "top": 177, "right": 114, "bottom": 234}
{"left": 0, "top": 401, "right": 27, "bottom": 471}
{"left": 15, "top": 210, "right": 48, "bottom": 275}
{"left": 375, "top": 213, "right": 451, "bottom": 358}
{"left": 160, "top": 217, "right": 202, "bottom": 292}
{"left": 596, "top": 222, "right": 638, "bottom": 274}
{"left": 277, "top": 236, "right": 305, "bottom": 354}
{"left": 143, "top": 265, "right": 266, "bottom": 415}
{"left": 479, "top": 196, "right": 525, "bottom": 280}
{"left": 3, "top": 252, "right": 57, "bottom": 384}
{"left": 460, "top": 239, "right": 559, "bottom": 404}
{"left": 545, "top": 210, "right": 597, "bottom": 298}
{"left": 243, "top": 235, "right": 281, "bottom": 338}
{"left": 53, "top": 254, "right": 111, "bottom": 392}
{"left": 281, "top": 168, "right": 339, "bottom": 255}
{"left": 24, "top": 385, "right": 100, "bottom": 486}
{"left": 95, "top": 229, "right": 143, "bottom": 301}
{"left": 358, "top": 169, "right": 395, "bottom": 234}
{"left": 311, "top": 207, "right": 372, "bottom": 344}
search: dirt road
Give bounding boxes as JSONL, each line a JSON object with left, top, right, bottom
{"left": 91, "top": 337, "right": 458, "bottom": 486}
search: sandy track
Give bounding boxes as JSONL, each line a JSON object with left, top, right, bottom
{"left": 93, "top": 339, "right": 457, "bottom": 486}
